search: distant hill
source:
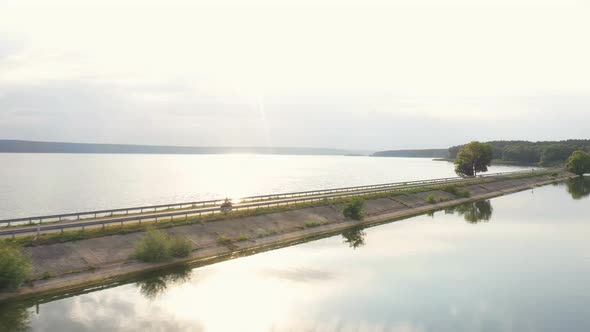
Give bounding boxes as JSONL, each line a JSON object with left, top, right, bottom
{"left": 0, "top": 140, "right": 370, "bottom": 156}
{"left": 372, "top": 149, "right": 447, "bottom": 158}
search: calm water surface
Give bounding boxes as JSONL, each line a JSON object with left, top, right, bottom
{"left": 1, "top": 177, "right": 589, "bottom": 332}
{"left": 0, "top": 154, "right": 533, "bottom": 219}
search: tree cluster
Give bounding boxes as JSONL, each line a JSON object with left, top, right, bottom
{"left": 448, "top": 140, "right": 590, "bottom": 165}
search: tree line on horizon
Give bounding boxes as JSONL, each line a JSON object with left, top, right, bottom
{"left": 448, "top": 140, "right": 590, "bottom": 165}
{"left": 453, "top": 140, "right": 590, "bottom": 177}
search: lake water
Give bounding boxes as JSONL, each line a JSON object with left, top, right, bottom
{"left": 0, "top": 154, "right": 533, "bottom": 219}
{"left": 1, "top": 177, "right": 589, "bottom": 332}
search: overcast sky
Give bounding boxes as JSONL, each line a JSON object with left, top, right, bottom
{"left": 0, "top": 0, "right": 589, "bottom": 150}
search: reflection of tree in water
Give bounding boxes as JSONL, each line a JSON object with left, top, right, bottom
{"left": 0, "top": 304, "right": 31, "bottom": 332}
{"left": 342, "top": 226, "right": 366, "bottom": 250}
{"left": 445, "top": 200, "right": 493, "bottom": 224}
{"left": 566, "top": 176, "right": 590, "bottom": 200}
{"left": 136, "top": 265, "right": 193, "bottom": 300}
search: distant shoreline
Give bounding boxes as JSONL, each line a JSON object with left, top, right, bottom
{"left": 372, "top": 148, "right": 447, "bottom": 158}
{"left": 0, "top": 140, "right": 371, "bottom": 156}
{"left": 432, "top": 157, "right": 541, "bottom": 167}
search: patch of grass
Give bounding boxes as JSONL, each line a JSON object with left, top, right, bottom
{"left": 0, "top": 242, "right": 32, "bottom": 290}
{"left": 343, "top": 197, "right": 365, "bottom": 220}
{"left": 40, "top": 271, "right": 53, "bottom": 280}
{"left": 237, "top": 234, "right": 250, "bottom": 241}
{"left": 217, "top": 235, "right": 231, "bottom": 245}
{"left": 304, "top": 220, "right": 321, "bottom": 228}
{"left": 426, "top": 194, "right": 436, "bottom": 204}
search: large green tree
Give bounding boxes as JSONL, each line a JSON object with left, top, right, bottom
{"left": 454, "top": 141, "right": 493, "bottom": 177}
{"left": 566, "top": 151, "right": 590, "bottom": 176}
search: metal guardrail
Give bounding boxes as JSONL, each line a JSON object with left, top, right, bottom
{"left": 1, "top": 170, "right": 536, "bottom": 227}
{"left": 0, "top": 169, "right": 540, "bottom": 238}
{"left": 0, "top": 169, "right": 533, "bottom": 227}
{"left": 0, "top": 199, "right": 226, "bottom": 226}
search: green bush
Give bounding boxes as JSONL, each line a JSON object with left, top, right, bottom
{"left": 133, "top": 229, "right": 193, "bottom": 262}
{"left": 443, "top": 185, "right": 471, "bottom": 198}
{"left": 134, "top": 228, "right": 172, "bottom": 262}
{"left": 426, "top": 194, "right": 436, "bottom": 204}
{"left": 343, "top": 197, "right": 365, "bottom": 220}
{"left": 169, "top": 235, "right": 192, "bottom": 258}
{"left": 0, "top": 243, "right": 32, "bottom": 290}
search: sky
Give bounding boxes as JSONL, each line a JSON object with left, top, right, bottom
{"left": 0, "top": 0, "right": 589, "bottom": 151}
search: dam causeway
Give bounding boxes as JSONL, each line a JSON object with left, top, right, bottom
{"left": 1, "top": 169, "right": 546, "bottom": 238}
{"left": 0, "top": 169, "right": 576, "bottom": 302}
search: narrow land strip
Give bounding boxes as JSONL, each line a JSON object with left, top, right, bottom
{"left": 0, "top": 170, "right": 535, "bottom": 235}
{"left": 0, "top": 172, "right": 575, "bottom": 303}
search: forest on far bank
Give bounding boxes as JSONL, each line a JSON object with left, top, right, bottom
{"left": 448, "top": 140, "right": 590, "bottom": 165}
